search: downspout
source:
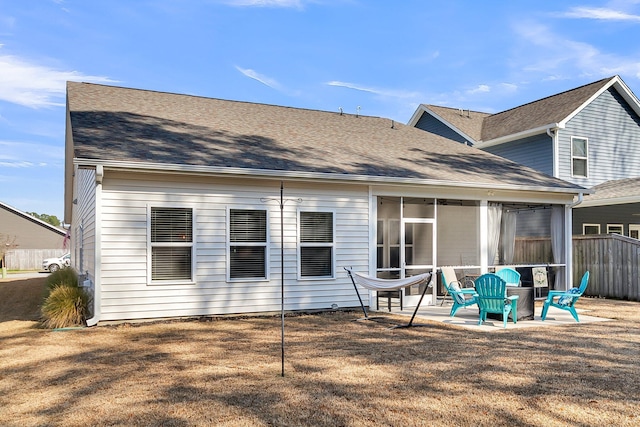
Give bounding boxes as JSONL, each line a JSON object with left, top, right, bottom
{"left": 547, "top": 127, "right": 559, "bottom": 177}
{"left": 563, "top": 192, "right": 584, "bottom": 291}
{"left": 85, "top": 165, "right": 104, "bottom": 327}
{"left": 569, "top": 192, "right": 583, "bottom": 208}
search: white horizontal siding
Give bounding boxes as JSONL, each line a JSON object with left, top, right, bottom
{"left": 98, "top": 172, "right": 370, "bottom": 321}
{"left": 74, "top": 168, "right": 97, "bottom": 278}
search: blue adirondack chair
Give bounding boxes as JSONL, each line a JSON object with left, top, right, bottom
{"left": 495, "top": 267, "right": 521, "bottom": 287}
{"left": 474, "top": 273, "right": 519, "bottom": 328}
{"left": 441, "top": 267, "right": 478, "bottom": 317}
{"left": 541, "top": 271, "right": 590, "bottom": 322}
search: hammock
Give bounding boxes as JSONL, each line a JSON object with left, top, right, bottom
{"left": 346, "top": 269, "right": 432, "bottom": 291}
{"left": 344, "top": 267, "right": 433, "bottom": 327}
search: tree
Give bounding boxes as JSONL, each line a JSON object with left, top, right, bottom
{"left": 0, "top": 234, "right": 18, "bottom": 277}
{"left": 27, "top": 212, "right": 61, "bottom": 227}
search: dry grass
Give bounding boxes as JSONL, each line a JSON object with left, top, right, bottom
{"left": 1, "top": 277, "right": 639, "bottom": 426}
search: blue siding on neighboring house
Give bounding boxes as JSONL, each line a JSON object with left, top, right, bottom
{"left": 572, "top": 203, "right": 640, "bottom": 235}
{"left": 414, "top": 112, "right": 471, "bottom": 145}
{"left": 483, "top": 134, "right": 554, "bottom": 176}
{"left": 558, "top": 87, "right": 640, "bottom": 188}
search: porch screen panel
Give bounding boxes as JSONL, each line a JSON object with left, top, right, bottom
{"left": 150, "top": 207, "right": 193, "bottom": 281}
{"left": 300, "top": 211, "right": 334, "bottom": 277}
{"left": 229, "top": 209, "right": 267, "bottom": 279}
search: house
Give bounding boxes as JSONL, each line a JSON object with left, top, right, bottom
{"left": 65, "top": 82, "right": 585, "bottom": 325}
{"left": 409, "top": 75, "right": 640, "bottom": 238}
{"left": 573, "top": 177, "right": 640, "bottom": 237}
{"left": 0, "top": 201, "right": 67, "bottom": 270}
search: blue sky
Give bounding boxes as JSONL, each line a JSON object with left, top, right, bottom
{"left": 1, "top": 0, "right": 640, "bottom": 221}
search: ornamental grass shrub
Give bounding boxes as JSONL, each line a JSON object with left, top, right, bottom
{"left": 41, "top": 269, "right": 90, "bottom": 329}
{"left": 45, "top": 268, "right": 78, "bottom": 291}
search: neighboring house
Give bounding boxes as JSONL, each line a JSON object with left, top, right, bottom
{"left": 65, "top": 82, "right": 585, "bottom": 325}
{"left": 0, "top": 201, "right": 67, "bottom": 270}
{"left": 573, "top": 177, "right": 640, "bottom": 237}
{"left": 409, "top": 75, "right": 640, "bottom": 238}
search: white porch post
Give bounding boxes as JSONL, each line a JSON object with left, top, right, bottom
{"left": 479, "top": 200, "right": 489, "bottom": 274}
{"left": 564, "top": 204, "right": 573, "bottom": 290}
{"left": 368, "top": 187, "right": 376, "bottom": 308}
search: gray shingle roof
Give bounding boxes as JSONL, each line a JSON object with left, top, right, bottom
{"left": 417, "top": 77, "right": 615, "bottom": 143}
{"left": 481, "top": 77, "right": 613, "bottom": 141}
{"left": 420, "top": 105, "right": 489, "bottom": 142}
{"left": 581, "top": 177, "right": 640, "bottom": 205}
{"left": 67, "top": 82, "right": 582, "bottom": 192}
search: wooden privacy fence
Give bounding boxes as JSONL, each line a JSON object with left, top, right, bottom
{"left": 5, "top": 249, "right": 67, "bottom": 271}
{"left": 515, "top": 235, "right": 640, "bottom": 301}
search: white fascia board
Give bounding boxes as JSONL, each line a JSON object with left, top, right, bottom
{"left": 73, "top": 158, "right": 586, "bottom": 196}
{"left": 475, "top": 123, "right": 562, "bottom": 148}
{"left": 576, "top": 195, "right": 640, "bottom": 208}
{"left": 559, "top": 77, "right": 616, "bottom": 126}
{"left": 407, "top": 105, "right": 477, "bottom": 144}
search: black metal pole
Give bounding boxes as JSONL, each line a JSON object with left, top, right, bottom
{"left": 280, "top": 181, "right": 285, "bottom": 377}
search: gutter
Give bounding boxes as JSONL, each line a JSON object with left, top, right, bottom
{"left": 476, "top": 123, "right": 564, "bottom": 149}
{"left": 73, "top": 158, "right": 586, "bottom": 196}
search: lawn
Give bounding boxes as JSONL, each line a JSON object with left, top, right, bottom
{"left": 1, "top": 276, "right": 639, "bottom": 426}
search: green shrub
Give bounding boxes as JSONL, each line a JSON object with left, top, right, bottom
{"left": 45, "top": 268, "right": 79, "bottom": 294}
{"left": 41, "top": 284, "right": 90, "bottom": 328}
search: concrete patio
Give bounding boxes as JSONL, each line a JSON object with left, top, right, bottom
{"left": 373, "top": 300, "right": 611, "bottom": 332}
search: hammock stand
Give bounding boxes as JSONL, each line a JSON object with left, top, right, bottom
{"left": 344, "top": 267, "right": 433, "bottom": 328}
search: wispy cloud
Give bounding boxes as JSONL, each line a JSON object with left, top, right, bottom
{"left": 563, "top": 6, "right": 640, "bottom": 22}
{"left": 467, "top": 84, "right": 490, "bottom": 94}
{"left": 326, "top": 81, "right": 420, "bottom": 100}
{"left": 510, "top": 20, "right": 640, "bottom": 78}
{"left": 0, "top": 140, "right": 63, "bottom": 165}
{"left": 234, "top": 66, "right": 283, "bottom": 90}
{"left": 0, "top": 54, "right": 115, "bottom": 108}
{"left": 222, "top": 0, "right": 305, "bottom": 8}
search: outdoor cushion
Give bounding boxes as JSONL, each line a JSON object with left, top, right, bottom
{"left": 449, "top": 281, "right": 461, "bottom": 293}
{"left": 558, "top": 287, "right": 580, "bottom": 305}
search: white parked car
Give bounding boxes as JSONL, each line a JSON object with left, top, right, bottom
{"left": 42, "top": 253, "right": 71, "bottom": 272}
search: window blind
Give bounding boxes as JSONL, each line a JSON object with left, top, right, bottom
{"left": 151, "top": 208, "right": 193, "bottom": 243}
{"left": 229, "top": 209, "right": 267, "bottom": 279}
{"left": 150, "top": 207, "right": 193, "bottom": 282}
{"left": 300, "top": 212, "right": 333, "bottom": 242}
{"left": 300, "top": 211, "right": 334, "bottom": 277}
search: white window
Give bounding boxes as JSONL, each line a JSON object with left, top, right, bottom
{"left": 571, "top": 137, "right": 588, "bottom": 177}
{"left": 629, "top": 225, "right": 640, "bottom": 239}
{"left": 149, "top": 207, "right": 194, "bottom": 283}
{"left": 583, "top": 224, "right": 600, "bottom": 235}
{"left": 298, "top": 210, "right": 335, "bottom": 279}
{"left": 607, "top": 224, "right": 623, "bottom": 235}
{"left": 228, "top": 208, "right": 268, "bottom": 280}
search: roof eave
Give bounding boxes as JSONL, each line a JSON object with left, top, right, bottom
{"left": 73, "top": 158, "right": 587, "bottom": 196}
{"left": 577, "top": 195, "right": 640, "bottom": 208}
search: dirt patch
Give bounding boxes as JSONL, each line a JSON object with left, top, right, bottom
{"left": 0, "top": 276, "right": 46, "bottom": 323}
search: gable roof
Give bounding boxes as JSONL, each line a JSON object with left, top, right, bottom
{"left": 409, "top": 75, "right": 640, "bottom": 147}
{"left": 0, "top": 201, "right": 65, "bottom": 236}
{"left": 578, "top": 177, "right": 640, "bottom": 207}
{"left": 480, "top": 77, "right": 613, "bottom": 142}
{"left": 409, "top": 105, "right": 489, "bottom": 142}
{"left": 66, "top": 82, "right": 584, "bottom": 197}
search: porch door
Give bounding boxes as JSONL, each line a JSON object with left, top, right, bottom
{"left": 402, "top": 218, "right": 436, "bottom": 306}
